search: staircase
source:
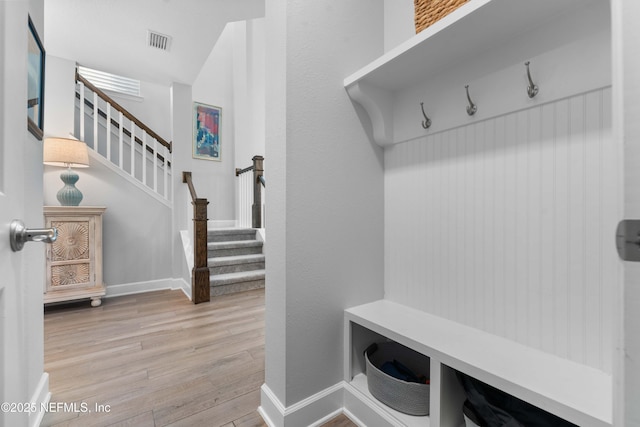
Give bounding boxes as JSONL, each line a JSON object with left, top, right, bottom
{"left": 208, "top": 229, "right": 265, "bottom": 296}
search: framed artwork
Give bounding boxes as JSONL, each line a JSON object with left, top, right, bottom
{"left": 193, "top": 102, "right": 221, "bottom": 161}
{"left": 27, "top": 16, "right": 45, "bottom": 140}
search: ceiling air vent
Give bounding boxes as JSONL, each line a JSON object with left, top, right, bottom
{"left": 148, "top": 30, "right": 172, "bottom": 51}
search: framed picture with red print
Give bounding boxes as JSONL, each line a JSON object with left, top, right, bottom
{"left": 193, "top": 102, "right": 221, "bottom": 161}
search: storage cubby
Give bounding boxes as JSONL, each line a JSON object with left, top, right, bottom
{"left": 344, "top": 300, "right": 611, "bottom": 427}
{"left": 345, "top": 323, "right": 433, "bottom": 427}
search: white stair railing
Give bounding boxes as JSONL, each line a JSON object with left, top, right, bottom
{"left": 235, "top": 156, "right": 265, "bottom": 229}
{"left": 75, "top": 72, "right": 172, "bottom": 202}
{"left": 236, "top": 165, "right": 254, "bottom": 228}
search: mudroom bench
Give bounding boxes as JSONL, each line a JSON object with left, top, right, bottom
{"left": 343, "top": 300, "right": 612, "bottom": 427}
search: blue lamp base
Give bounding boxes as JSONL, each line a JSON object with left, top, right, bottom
{"left": 57, "top": 168, "right": 83, "bottom": 206}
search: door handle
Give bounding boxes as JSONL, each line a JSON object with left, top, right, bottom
{"left": 10, "top": 219, "right": 57, "bottom": 252}
{"left": 616, "top": 220, "right": 640, "bottom": 261}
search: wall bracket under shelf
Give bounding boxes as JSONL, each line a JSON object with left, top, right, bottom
{"left": 345, "top": 81, "right": 394, "bottom": 147}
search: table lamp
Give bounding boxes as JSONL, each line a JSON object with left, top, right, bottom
{"left": 43, "top": 137, "right": 90, "bottom": 206}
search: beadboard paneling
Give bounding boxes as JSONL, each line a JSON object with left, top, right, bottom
{"left": 384, "top": 87, "right": 616, "bottom": 373}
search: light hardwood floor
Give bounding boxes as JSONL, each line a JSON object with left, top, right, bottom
{"left": 42, "top": 289, "right": 356, "bottom": 427}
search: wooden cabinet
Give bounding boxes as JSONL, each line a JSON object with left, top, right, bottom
{"left": 44, "top": 206, "right": 106, "bottom": 307}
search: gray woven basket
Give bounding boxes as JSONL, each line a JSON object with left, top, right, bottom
{"left": 365, "top": 341, "right": 430, "bottom": 416}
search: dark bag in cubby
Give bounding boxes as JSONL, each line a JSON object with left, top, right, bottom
{"left": 456, "top": 372, "right": 577, "bottom": 427}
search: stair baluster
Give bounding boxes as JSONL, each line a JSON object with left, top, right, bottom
{"left": 236, "top": 155, "right": 265, "bottom": 229}
{"left": 74, "top": 69, "right": 172, "bottom": 201}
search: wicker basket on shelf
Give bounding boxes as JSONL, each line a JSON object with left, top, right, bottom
{"left": 414, "top": 0, "right": 469, "bottom": 34}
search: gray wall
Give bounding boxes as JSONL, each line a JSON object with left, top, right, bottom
{"left": 190, "top": 24, "right": 237, "bottom": 222}
{"left": 170, "top": 82, "right": 194, "bottom": 289}
{"left": 264, "top": 0, "right": 385, "bottom": 407}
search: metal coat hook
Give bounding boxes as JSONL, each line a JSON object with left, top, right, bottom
{"left": 420, "top": 102, "right": 431, "bottom": 129}
{"left": 525, "top": 61, "right": 539, "bottom": 98}
{"left": 465, "top": 85, "right": 477, "bottom": 116}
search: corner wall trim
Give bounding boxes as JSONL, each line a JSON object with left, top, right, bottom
{"left": 29, "top": 372, "right": 51, "bottom": 427}
{"left": 259, "top": 382, "right": 345, "bottom": 427}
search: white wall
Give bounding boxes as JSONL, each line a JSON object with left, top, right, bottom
{"left": 190, "top": 23, "right": 237, "bottom": 222}
{"left": 234, "top": 18, "right": 266, "bottom": 167}
{"left": 383, "top": 2, "right": 616, "bottom": 374}
{"left": 262, "top": 0, "right": 385, "bottom": 418}
{"left": 384, "top": 0, "right": 414, "bottom": 52}
{"left": 170, "top": 82, "right": 194, "bottom": 287}
{"left": 263, "top": 0, "right": 287, "bottom": 405}
{"left": 110, "top": 80, "right": 172, "bottom": 144}
{"left": 44, "top": 56, "right": 75, "bottom": 138}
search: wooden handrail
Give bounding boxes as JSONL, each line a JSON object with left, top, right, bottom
{"left": 183, "top": 171, "right": 198, "bottom": 201}
{"left": 235, "top": 165, "right": 254, "bottom": 176}
{"left": 76, "top": 70, "right": 172, "bottom": 152}
{"left": 182, "top": 171, "right": 210, "bottom": 304}
{"left": 75, "top": 92, "right": 171, "bottom": 166}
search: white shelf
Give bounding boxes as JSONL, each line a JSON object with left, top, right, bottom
{"left": 343, "top": 0, "right": 602, "bottom": 146}
{"left": 345, "top": 300, "right": 612, "bottom": 427}
{"left": 344, "top": 0, "right": 594, "bottom": 92}
{"left": 349, "top": 373, "right": 430, "bottom": 427}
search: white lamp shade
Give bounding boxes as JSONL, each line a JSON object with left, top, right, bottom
{"left": 43, "top": 137, "right": 90, "bottom": 168}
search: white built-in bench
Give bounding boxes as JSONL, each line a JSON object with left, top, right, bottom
{"left": 344, "top": 300, "right": 612, "bottom": 427}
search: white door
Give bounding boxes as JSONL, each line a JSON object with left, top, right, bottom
{"left": 613, "top": 1, "right": 640, "bottom": 425}
{"left": 0, "top": 1, "right": 47, "bottom": 426}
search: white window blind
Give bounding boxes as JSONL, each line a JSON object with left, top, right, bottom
{"left": 78, "top": 66, "right": 141, "bottom": 97}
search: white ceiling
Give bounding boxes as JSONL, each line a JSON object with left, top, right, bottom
{"left": 44, "top": 0, "right": 265, "bottom": 86}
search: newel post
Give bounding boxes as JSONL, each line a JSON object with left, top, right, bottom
{"left": 252, "top": 155, "right": 264, "bottom": 228}
{"left": 192, "top": 198, "right": 210, "bottom": 304}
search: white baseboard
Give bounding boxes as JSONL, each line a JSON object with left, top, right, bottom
{"left": 259, "top": 385, "right": 282, "bottom": 427}
{"left": 105, "top": 278, "right": 190, "bottom": 299}
{"left": 259, "top": 382, "right": 345, "bottom": 427}
{"left": 342, "top": 408, "right": 367, "bottom": 427}
{"left": 177, "top": 278, "right": 191, "bottom": 300}
{"left": 29, "top": 373, "right": 50, "bottom": 427}
{"left": 343, "top": 381, "right": 400, "bottom": 427}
